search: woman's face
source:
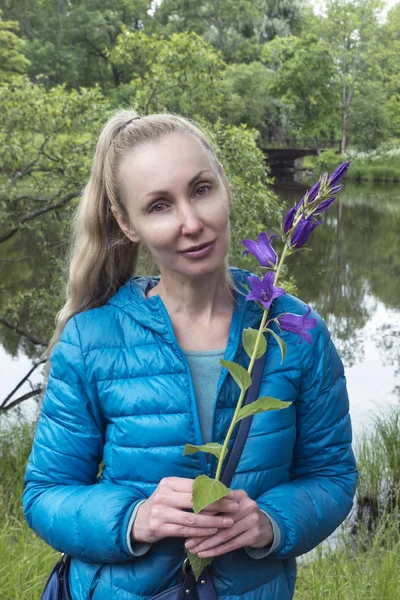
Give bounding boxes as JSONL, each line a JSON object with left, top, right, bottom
{"left": 116, "top": 132, "right": 231, "bottom": 281}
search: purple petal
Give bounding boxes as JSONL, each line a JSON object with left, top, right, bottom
{"left": 328, "top": 161, "right": 351, "bottom": 187}
{"left": 283, "top": 204, "right": 297, "bottom": 233}
{"left": 245, "top": 272, "right": 286, "bottom": 310}
{"left": 278, "top": 306, "right": 317, "bottom": 343}
{"left": 307, "top": 181, "right": 321, "bottom": 203}
{"left": 314, "top": 197, "right": 336, "bottom": 214}
{"left": 241, "top": 232, "right": 277, "bottom": 267}
{"left": 329, "top": 184, "right": 343, "bottom": 195}
{"left": 291, "top": 216, "right": 320, "bottom": 248}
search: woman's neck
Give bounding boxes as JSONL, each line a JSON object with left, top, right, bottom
{"left": 147, "top": 266, "right": 234, "bottom": 325}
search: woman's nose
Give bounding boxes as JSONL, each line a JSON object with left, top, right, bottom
{"left": 179, "top": 204, "right": 204, "bottom": 236}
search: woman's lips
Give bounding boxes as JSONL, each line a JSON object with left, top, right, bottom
{"left": 180, "top": 240, "right": 216, "bottom": 257}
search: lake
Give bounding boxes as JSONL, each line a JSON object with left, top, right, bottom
{"left": 1, "top": 178, "right": 400, "bottom": 441}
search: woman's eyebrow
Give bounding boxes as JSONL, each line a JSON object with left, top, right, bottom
{"left": 142, "top": 169, "right": 213, "bottom": 200}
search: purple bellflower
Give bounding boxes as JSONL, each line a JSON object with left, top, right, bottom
{"left": 246, "top": 271, "right": 286, "bottom": 311}
{"left": 277, "top": 306, "right": 317, "bottom": 344}
{"left": 291, "top": 215, "right": 320, "bottom": 248}
{"left": 242, "top": 232, "right": 278, "bottom": 267}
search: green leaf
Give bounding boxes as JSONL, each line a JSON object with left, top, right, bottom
{"left": 183, "top": 442, "right": 225, "bottom": 459}
{"left": 237, "top": 397, "right": 291, "bottom": 421}
{"left": 192, "top": 474, "right": 231, "bottom": 514}
{"left": 220, "top": 359, "right": 251, "bottom": 391}
{"left": 185, "top": 548, "right": 214, "bottom": 582}
{"left": 264, "top": 327, "right": 287, "bottom": 363}
{"left": 242, "top": 327, "right": 266, "bottom": 359}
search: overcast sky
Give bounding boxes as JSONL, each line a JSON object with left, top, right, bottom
{"left": 311, "top": 0, "right": 399, "bottom": 18}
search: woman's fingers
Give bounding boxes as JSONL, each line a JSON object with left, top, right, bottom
{"left": 185, "top": 505, "right": 274, "bottom": 557}
{"left": 196, "top": 531, "right": 254, "bottom": 558}
{"left": 185, "top": 514, "right": 248, "bottom": 553}
{"left": 167, "top": 508, "right": 234, "bottom": 531}
{"left": 202, "top": 497, "right": 240, "bottom": 514}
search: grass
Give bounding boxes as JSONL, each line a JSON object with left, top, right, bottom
{"left": 0, "top": 422, "right": 58, "bottom": 599}
{"left": 1, "top": 407, "right": 400, "bottom": 599}
{"left": 295, "top": 407, "right": 400, "bottom": 599}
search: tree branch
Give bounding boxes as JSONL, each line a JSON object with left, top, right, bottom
{"left": 0, "top": 387, "right": 44, "bottom": 413}
{"left": 0, "top": 358, "right": 46, "bottom": 411}
{"left": 85, "top": 36, "right": 109, "bottom": 61}
{"left": 0, "top": 190, "right": 80, "bottom": 243}
{"left": 0, "top": 315, "right": 48, "bottom": 346}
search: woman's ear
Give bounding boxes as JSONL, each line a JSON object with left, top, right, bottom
{"left": 111, "top": 205, "right": 140, "bottom": 243}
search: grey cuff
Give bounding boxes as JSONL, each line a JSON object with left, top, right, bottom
{"left": 126, "top": 499, "right": 152, "bottom": 557}
{"left": 244, "top": 509, "right": 282, "bottom": 559}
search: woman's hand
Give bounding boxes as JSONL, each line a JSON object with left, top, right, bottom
{"left": 184, "top": 489, "right": 273, "bottom": 558}
{"left": 131, "top": 477, "right": 240, "bottom": 544}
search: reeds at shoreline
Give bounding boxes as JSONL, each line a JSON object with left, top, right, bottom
{"left": 1, "top": 408, "right": 400, "bottom": 598}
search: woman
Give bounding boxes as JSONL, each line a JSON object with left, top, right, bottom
{"left": 23, "top": 111, "right": 357, "bottom": 599}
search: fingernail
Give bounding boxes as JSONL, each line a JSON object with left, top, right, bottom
{"left": 185, "top": 540, "right": 195, "bottom": 549}
{"left": 228, "top": 502, "right": 239, "bottom": 510}
{"left": 223, "top": 518, "right": 233, "bottom": 526}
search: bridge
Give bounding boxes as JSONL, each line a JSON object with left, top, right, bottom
{"left": 262, "top": 139, "right": 341, "bottom": 175}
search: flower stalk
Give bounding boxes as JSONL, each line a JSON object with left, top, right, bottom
{"left": 214, "top": 244, "right": 289, "bottom": 481}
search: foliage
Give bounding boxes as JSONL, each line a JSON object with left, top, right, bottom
{"left": 315, "top": 146, "right": 400, "bottom": 182}
{"left": 260, "top": 33, "right": 338, "bottom": 144}
{"left": 150, "top": 0, "right": 304, "bottom": 63}
{"left": 110, "top": 30, "right": 225, "bottom": 119}
{"left": 0, "top": 76, "right": 107, "bottom": 352}
{"left": 219, "top": 62, "right": 279, "bottom": 137}
{"left": 0, "top": 13, "right": 30, "bottom": 82}
{"left": 0, "top": 0, "right": 152, "bottom": 89}
{"left": 319, "top": 0, "right": 384, "bottom": 153}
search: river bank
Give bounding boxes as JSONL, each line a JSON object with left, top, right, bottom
{"left": 303, "top": 145, "right": 400, "bottom": 183}
{"left": 1, "top": 406, "right": 400, "bottom": 598}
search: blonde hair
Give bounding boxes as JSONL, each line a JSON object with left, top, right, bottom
{"left": 49, "top": 110, "right": 235, "bottom": 355}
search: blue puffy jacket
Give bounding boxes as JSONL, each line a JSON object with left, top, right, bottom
{"left": 23, "top": 267, "right": 357, "bottom": 600}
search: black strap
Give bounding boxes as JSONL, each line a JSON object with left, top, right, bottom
{"left": 220, "top": 351, "right": 266, "bottom": 488}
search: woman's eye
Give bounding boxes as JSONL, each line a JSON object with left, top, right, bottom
{"left": 196, "top": 185, "right": 211, "bottom": 196}
{"left": 150, "top": 202, "right": 167, "bottom": 213}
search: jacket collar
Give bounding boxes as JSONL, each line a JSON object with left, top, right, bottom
{"left": 106, "top": 267, "right": 262, "bottom": 339}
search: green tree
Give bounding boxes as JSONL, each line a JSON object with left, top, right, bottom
{"left": 0, "top": 13, "right": 30, "bottom": 81}
{"left": 0, "top": 76, "right": 107, "bottom": 245}
{"left": 151, "top": 0, "right": 304, "bottom": 63}
{"left": 219, "top": 61, "right": 281, "bottom": 140}
{"left": 260, "top": 33, "right": 337, "bottom": 144}
{"left": 369, "top": 3, "right": 400, "bottom": 140}
{"left": 349, "top": 80, "right": 391, "bottom": 149}
{"left": 110, "top": 31, "right": 225, "bottom": 119}
{"left": 0, "top": 0, "right": 152, "bottom": 89}
{"left": 320, "top": 0, "right": 384, "bottom": 154}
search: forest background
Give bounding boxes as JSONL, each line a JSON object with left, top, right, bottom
{"left": 0, "top": 0, "right": 400, "bottom": 598}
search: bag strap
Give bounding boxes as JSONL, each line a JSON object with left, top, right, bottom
{"left": 220, "top": 350, "right": 266, "bottom": 488}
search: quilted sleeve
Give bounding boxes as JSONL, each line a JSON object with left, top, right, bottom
{"left": 22, "top": 316, "right": 146, "bottom": 563}
{"left": 254, "top": 310, "right": 358, "bottom": 558}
